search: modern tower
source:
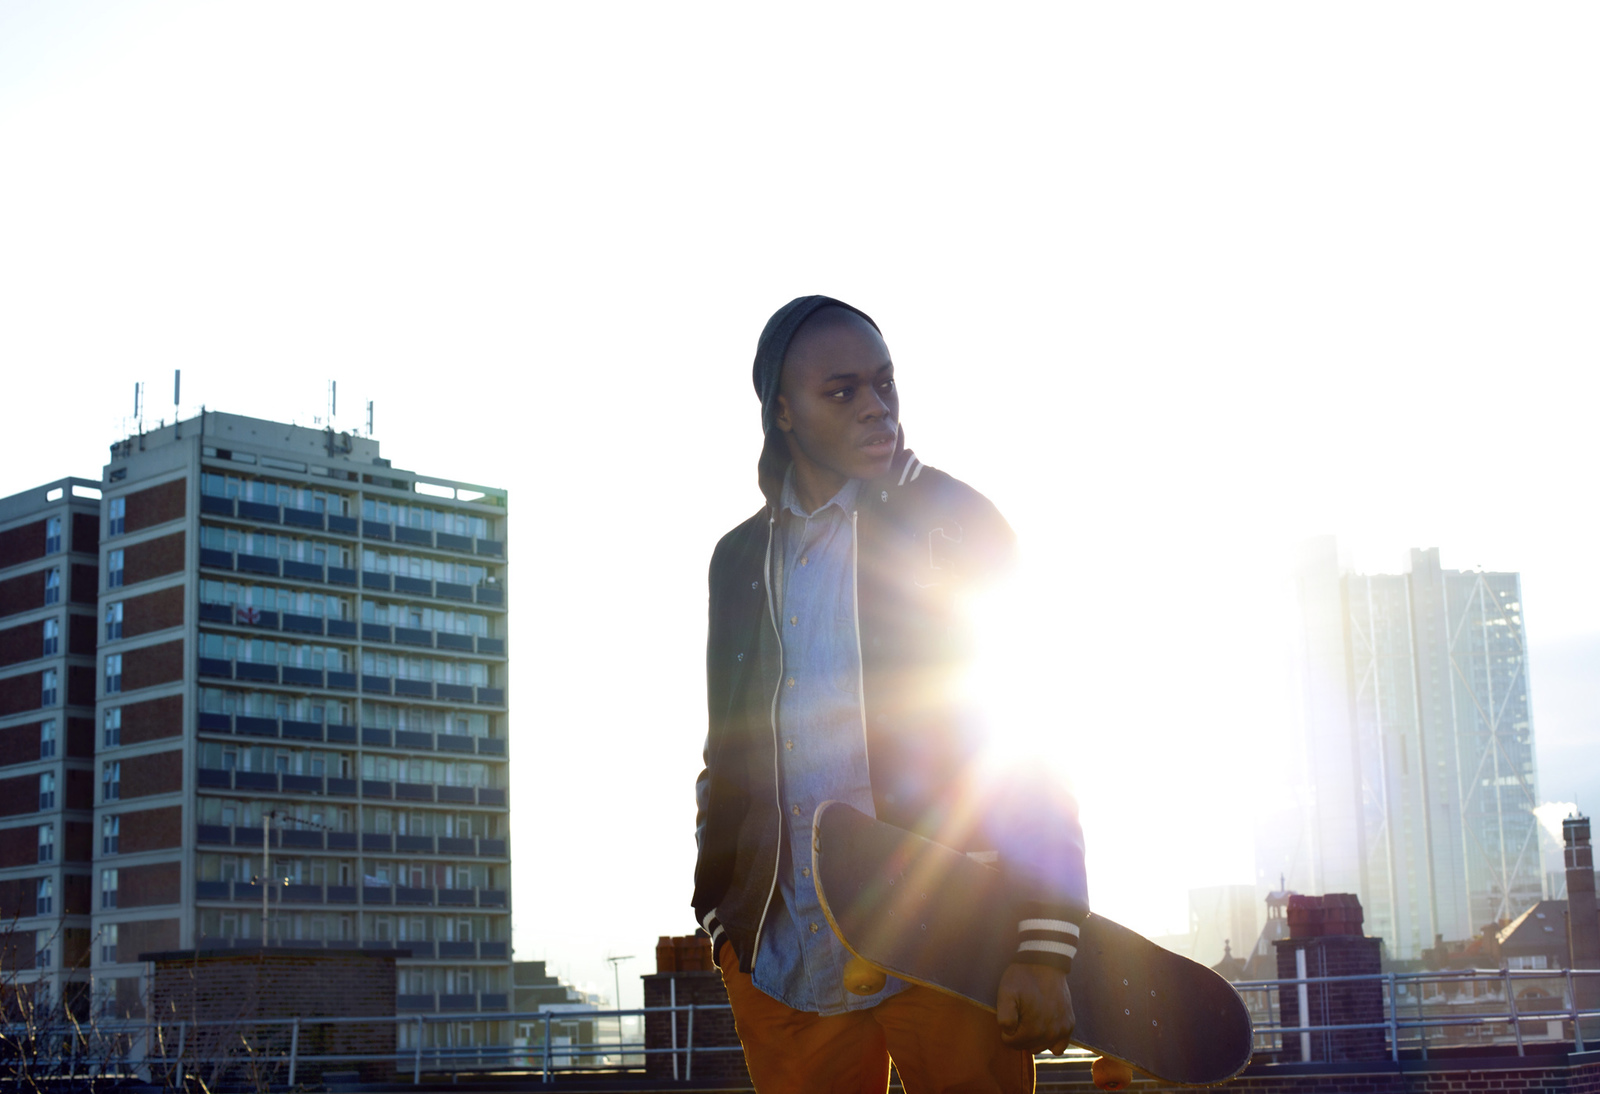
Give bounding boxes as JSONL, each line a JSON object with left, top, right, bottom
{"left": 0, "top": 478, "right": 105, "bottom": 1013}
{"left": 87, "top": 412, "right": 511, "bottom": 1050}
{"left": 1264, "top": 537, "right": 1542, "bottom": 960}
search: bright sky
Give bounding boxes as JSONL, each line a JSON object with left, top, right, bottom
{"left": 2, "top": 3, "right": 1597, "bottom": 1007}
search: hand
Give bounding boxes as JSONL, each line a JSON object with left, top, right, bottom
{"left": 1092, "top": 1056, "right": 1136, "bottom": 1090}
{"left": 996, "top": 962, "right": 1075, "bottom": 1055}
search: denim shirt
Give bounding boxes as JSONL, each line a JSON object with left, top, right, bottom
{"left": 751, "top": 470, "right": 907, "bottom": 1014}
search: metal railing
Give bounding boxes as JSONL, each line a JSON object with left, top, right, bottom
{"left": 9, "top": 968, "right": 1600, "bottom": 1085}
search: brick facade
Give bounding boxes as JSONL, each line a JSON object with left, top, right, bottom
{"left": 68, "top": 612, "right": 95, "bottom": 655}
{"left": 120, "top": 693, "right": 182, "bottom": 744}
{"left": 0, "top": 619, "right": 42, "bottom": 667}
{"left": 147, "top": 949, "right": 399, "bottom": 1082}
{"left": 0, "top": 773, "right": 41, "bottom": 817}
{"left": 125, "top": 531, "right": 185, "bottom": 586}
{"left": 0, "top": 569, "right": 44, "bottom": 620}
{"left": 0, "top": 876, "right": 38, "bottom": 919}
{"left": 116, "top": 917, "right": 179, "bottom": 963}
{"left": 0, "top": 721, "right": 44, "bottom": 767}
{"left": 67, "top": 664, "right": 95, "bottom": 706}
{"left": 70, "top": 511, "right": 99, "bottom": 555}
{"left": 0, "top": 670, "right": 44, "bottom": 716}
{"left": 121, "top": 748, "right": 181, "bottom": 799}
{"left": 63, "top": 872, "right": 89, "bottom": 915}
{"left": 64, "top": 820, "right": 91, "bottom": 862}
{"left": 68, "top": 563, "right": 96, "bottom": 604}
{"left": 119, "top": 804, "right": 182, "bottom": 853}
{"left": 124, "top": 585, "right": 184, "bottom": 638}
{"left": 65, "top": 768, "right": 92, "bottom": 810}
{"left": 124, "top": 479, "right": 186, "bottom": 534}
{"left": 0, "top": 823, "right": 39, "bottom": 868}
{"left": 1275, "top": 935, "right": 1386, "bottom": 1063}
{"left": 66, "top": 717, "right": 93, "bottom": 757}
{"left": 0, "top": 521, "right": 46, "bottom": 570}
{"left": 120, "top": 860, "right": 180, "bottom": 907}
{"left": 123, "top": 638, "right": 183, "bottom": 692}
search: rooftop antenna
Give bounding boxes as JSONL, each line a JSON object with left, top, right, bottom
{"left": 366, "top": 400, "right": 374, "bottom": 436}
{"left": 329, "top": 380, "right": 337, "bottom": 425}
{"left": 174, "top": 369, "right": 182, "bottom": 438}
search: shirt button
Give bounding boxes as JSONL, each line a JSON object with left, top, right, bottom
{"left": 789, "top": 615, "right": 797, "bottom": 626}
{"left": 791, "top": 804, "right": 801, "bottom": 816}
{"left": 802, "top": 867, "right": 810, "bottom": 878}
{"left": 809, "top": 923, "right": 819, "bottom": 934}
{"left": 801, "top": 556, "right": 808, "bottom": 566}
{"left": 785, "top": 740, "right": 793, "bottom": 751}
{"left": 786, "top": 677, "right": 795, "bottom": 688}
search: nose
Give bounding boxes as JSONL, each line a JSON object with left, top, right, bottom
{"left": 859, "top": 385, "right": 891, "bottom": 421}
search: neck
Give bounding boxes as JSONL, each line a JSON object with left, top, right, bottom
{"left": 788, "top": 457, "right": 850, "bottom": 515}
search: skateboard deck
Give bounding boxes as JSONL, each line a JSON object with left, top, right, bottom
{"left": 812, "top": 801, "right": 1253, "bottom": 1086}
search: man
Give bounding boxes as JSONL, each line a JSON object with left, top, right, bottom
{"left": 694, "top": 296, "right": 1089, "bottom": 1093}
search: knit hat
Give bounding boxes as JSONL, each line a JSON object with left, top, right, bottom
{"left": 752, "top": 296, "right": 880, "bottom": 438}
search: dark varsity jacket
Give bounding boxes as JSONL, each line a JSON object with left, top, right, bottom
{"left": 693, "top": 441, "right": 1090, "bottom": 977}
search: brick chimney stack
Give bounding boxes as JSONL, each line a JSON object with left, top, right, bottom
{"left": 1565, "top": 815, "right": 1600, "bottom": 970}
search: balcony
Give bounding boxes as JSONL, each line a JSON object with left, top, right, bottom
{"left": 395, "top": 782, "right": 434, "bottom": 802}
{"left": 236, "top": 714, "right": 277, "bottom": 737}
{"left": 438, "top": 940, "right": 475, "bottom": 959}
{"left": 198, "top": 657, "right": 233, "bottom": 679}
{"left": 238, "top": 500, "right": 280, "bottom": 523}
{"left": 436, "top": 683, "right": 473, "bottom": 702}
{"left": 477, "top": 738, "right": 507, "bottom": 757}
{"left": 436, "top": 786, "right": 474, "bottom": 803}
{"left": 398, "top": 994, "right": 432, "bottom": 1012}
{"left": 436, "top": 734, "right": 474, "bottom": 754}
{"left": 280, "top": 719, "right": 323, "bottom": 741}
{"left": 282, "top": 666, "right": 324, "bottom": 687}
{"left": 199, "top": 712, "right": 231, "bottom": 732}
{"left": 394, "top": 626, "right": 431, "bottom": 647}
{"left": 328, "top": 831, "right": 358, "bottom": 850}
{"left": 436, "top": 532, "right": 472, "bottom": 552}
{"left": 438, "top": 836, "right": 474, "bottom": 855}
{"left": 478, "top": 788, "right": 506, "bottom": 806}
{"left": 281, "top": 774, "right": 323, "bottom": 794}
{"left": 362, "top": 572, "right": 391, "bottom": 591}
{"left": 198, "top": 768, "right": 231, "bottom": 788}
{"left": 436, "top": 632, "right": 473, "bottom": 652}
{"left": 328, "top": 566, "right": 358, "bottom": 587}
{"left": 437, "top": 889, "right": 477, "bottom": 907}
{"left": 362, "top": 728, "right": 392, "bottom": 747}
{"left": 284, "top": 883, "right": 322, "bottom": 902}
{"left": 394, "top": 575, "right": 432, "bottom": 596}
{"left": 200, "top": 547, "right": 235, "bottom": 570}
{"left": 327, "top": 723, "right": 357, "bottom": 744}
{"left": 475, "top": 585, "right": 504, "bottom": 606}
{"left": 476, "top": 687, "right": 505, "bottom": 705}
{"left": 478, "top": 889, "right": 507, "bottom": 908}
{"left": 480, "top": 942, "right": 508, "bottom": 959}
{"left": 440, "top": 993, "right": 477, "bottom": 1011}
{"left": 478, "top": 838, "right": 507, "bottom": 857}
{"left": 235, "top": 771, "right": 278, "bottom": 791}
{"left": 394, "top": 526, "right": 432, "bottom": 547}
{"left": 362, "top": 623, "right": 392, "bottom": 643}
{"left": 282, "top": 828, "right": 323, "bottom": 848}
{"left": 327, "top": 670, "right": 357, "bottom": 690}
{"left": 476, "top": 538, "right": 505, "bottom": 558}
{"left": 237, "top": 554, "right": 281, "bottom": 577}
{"left": 201, "top": 495, "right": 235, "bottom": 517}
{"left": 395, "top": 729, "right": 433, "bottom": 750}
{"left": 480, "top": 993, "right": 508, "bottom": 1011}
{"left": 327, "top": 885, "right": 358, "bottom": 903}
{"left": 196, "top": 881, "right": 231, "bottom": 900}
{"left": 362, "top": 782, "right": 392, "bottom": 801}
{"left": 435, "top": 581, "right": 472, "bottom": 602}
{"left": 394, "top": 679, "right": 433, "bottom": 699}
{"left": 362, "top": 674, "right": 391, "bottom": 694}
{"left": 395, "top": 834, "right": 433, "bottom": 853}
{"left": 199, "top": 602, "right": 234, "bottom": 624}
{"left": 283, "top": 508, "right": 325, "bottom": 531}
{"left": 362, "top": 520, "right": 391, "bottom": 540}
{"left": 396, "top": 886, "right": 432, "bottom": 906}
{"left": 476, "top": 637, "right": 506, "bottom": 656}
{"left": 235, "top": 662, "right": 279, "bottom": 684}
{"left": 328, "top": 514, "right": 358, "bottom": 535}
{"left": 281, "top": 611, "right": 324, "bottom": 634}
{"left": 362, "top": 885, "right": 392, "bottom": 905}
{"left": 282, "top": 558, "right": 325, "bottom": 581}
{"left": 198, "top": 824, "right": 232, "bottom": 845}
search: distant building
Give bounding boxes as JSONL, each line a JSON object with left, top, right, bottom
{"left": 0, "top": 478, "right": 105, "bottom": 1014}
{"left": 0, "top": 413, "right": 514, "bottom": 1056}
{"left": 1188, "top": 885, "right": 1259, "bottom": 970}
{"left": 1261, "top": 538, "right": 1544, "bottom": 960}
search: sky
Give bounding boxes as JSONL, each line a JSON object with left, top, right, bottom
{"left": 2, "top": 3, "right": 1598, "bottom": 1007}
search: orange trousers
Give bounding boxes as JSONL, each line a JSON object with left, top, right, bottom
{"left": 719, "top": 943, "right": 1034, "bottom": 1093}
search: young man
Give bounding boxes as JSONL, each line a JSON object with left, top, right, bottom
{"left": 694, "top": 296, "right": 1090, "bottom": 1093}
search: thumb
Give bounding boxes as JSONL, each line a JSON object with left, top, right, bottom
{"left": 996, "top": 988, "right": 1019, "bottom": 1034}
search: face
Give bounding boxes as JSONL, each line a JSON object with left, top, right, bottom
{"left": 775, "top": 309, "right": 900, "bottom": 485}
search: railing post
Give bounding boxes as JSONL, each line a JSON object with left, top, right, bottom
{"left": 685, "top": 1003, "right": 695, "bottom": 1081}
{"left": 542, "top": 1012, "right": 552, "bottom": 1082}
{"left": 670, "top": 979, "right": 679, "bottom": 1081}
{"left": 1417, "top": 977, "right": 1428, "bottom": 1060}
{"left": 1504, "top": 968, "right": 1524, "bottom": 1056}
{"left": 414, "top": 1015, "right": 423, "bottom": 1084}
{"left": 176, "top": 1020, "right": 187, "bottom": 1083}
{"left": 288, "top": 1017, "right": 299, "bottom": 1087}
{"left": 1388, "top": 973, "right": 1399, "bottom": 1062}
{"left": 1569, "top": 969, "right": 1585, "bottom": 1053}
{"left": 1295, "top": 950, "right": 1312, "bottom": 1062}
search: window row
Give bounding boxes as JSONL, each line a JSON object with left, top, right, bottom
{"left": 202, "top": 473, "right": 353, "bottom": 516}
{"left": 360, "top": 601, "right": 490, "bottom": 636}
{"left": 361, "top": 651, "right": 488, "bottom": 687}
{"left": 196, "top": 853, "right": 500, "bottom": 892}
{"left": 362, "top": 498, "right": 491, "bottom": 540}
{"left": 199, "top": 742, "right": 355, "bottom": 779}
{"left": 201, "top": 580, "right": 353, "bottom": 620}
{"left": 197, "top": 688, "right": 351, "bottom": 724}
{"left": 361, "top": 704, "right": 491, "bottom": 737}
{"left": 197, "top": 908, "right": 505, "bottom": 947}
{"left": 198, "top": 633, "right": 352, "bottom": 671}
{"left": 197, "top": 798, "right": 502, "bottom": 839}
{"left": 201, "top": 525, "right": 353, "bottom": 567}
{"left": 361, "top": 549, "right": 487, "bottom": 587}
{"left": 195, "top": 746, "right": 500, "bottom": 788}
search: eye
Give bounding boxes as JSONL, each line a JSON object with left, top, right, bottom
{"left": 829, "top": 387, "right": 854, "bottom": 401}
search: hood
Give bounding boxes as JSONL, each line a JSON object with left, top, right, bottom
{"left": 751, "top": 295, "right": 910, "bottom": 503}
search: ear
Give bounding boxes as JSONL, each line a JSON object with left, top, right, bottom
{"left": 774, "top": 393, "right": 794, "bottom": 434}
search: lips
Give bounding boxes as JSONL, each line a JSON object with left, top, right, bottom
{"left": 860, "top": 429, "right": 896, "bottom": 451}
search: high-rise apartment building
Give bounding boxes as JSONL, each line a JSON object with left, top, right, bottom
{"left": 0, "top": 478, "right": 104, "bottom": 1011}
{"left": 2, "top": 413, "right": 512, "bottom": 1049}
{"left": 1261, "top": 537, "right": 1542, "bottom": 960}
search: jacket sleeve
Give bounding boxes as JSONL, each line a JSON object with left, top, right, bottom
{"left": 987, "top": 769, "right": 1090, "bottom": 972}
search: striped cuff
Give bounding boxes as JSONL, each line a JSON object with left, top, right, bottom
{"left": 701, "top": 909, "right": 728, "bottom": 965}
{"left": 1014, "top": 916, "right": 1080, "bottom": 973}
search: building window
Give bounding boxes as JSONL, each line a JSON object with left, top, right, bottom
{"left": 105, "top": 602, "right": 123, "bottom": 641}
{"left": 102, "top": 761, "right": 120, "bottom": 802}
{"left": 100, "top": 923, "right": 118, "bottom": 964}
{"left": 38, "top": 824, "right": 54, "bottom": 863}
{"left": 44, "top": 568, "right": 61, "bottom": 604}
{"left": 36, "top": 878, "right": 53, "bottom": 916}
{"left": 108, "top": 498, "right": 125, "bottom": 537}
{"left": 102, "top": 815, "right": 120, "bottom": 854}
{"left": 35, "top": 931, "right": 52, "bottom": 969}
{"left": 41, "top": 669, "right": 58, "bottom": 707}
{"left": 38, "top": 772, "right": 55, "bottom": 811}
{"left": 103, "top": 708, "right": 121, "bottom": 747}
{"left": 104, "top": 654, "right": 122, "bottom": 695}
{"left": 107, "top": 550, "right": 124, "bottom": 588}
{"left": 45, "top": 517, "right": 62, "bottom": 554}
{"left": 101, "top": 868, "right": 118, "bottom": 909}
{"left": 39, "top": 720, "right": 56, "bottom": 759}
{"left": 42, "top": 618, "right": 59, "bottom": 656}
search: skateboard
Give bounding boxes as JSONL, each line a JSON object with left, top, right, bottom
{"left": 812, "top": 801, "right": 1254, "bottom": 1086}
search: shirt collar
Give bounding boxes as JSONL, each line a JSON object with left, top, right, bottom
{"left": 779, "top": 465, "right": 861, "bottom": 520}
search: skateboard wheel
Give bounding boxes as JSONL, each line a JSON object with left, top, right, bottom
{"left": 842, "top": 956, "right": 887, "bottom": 996}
